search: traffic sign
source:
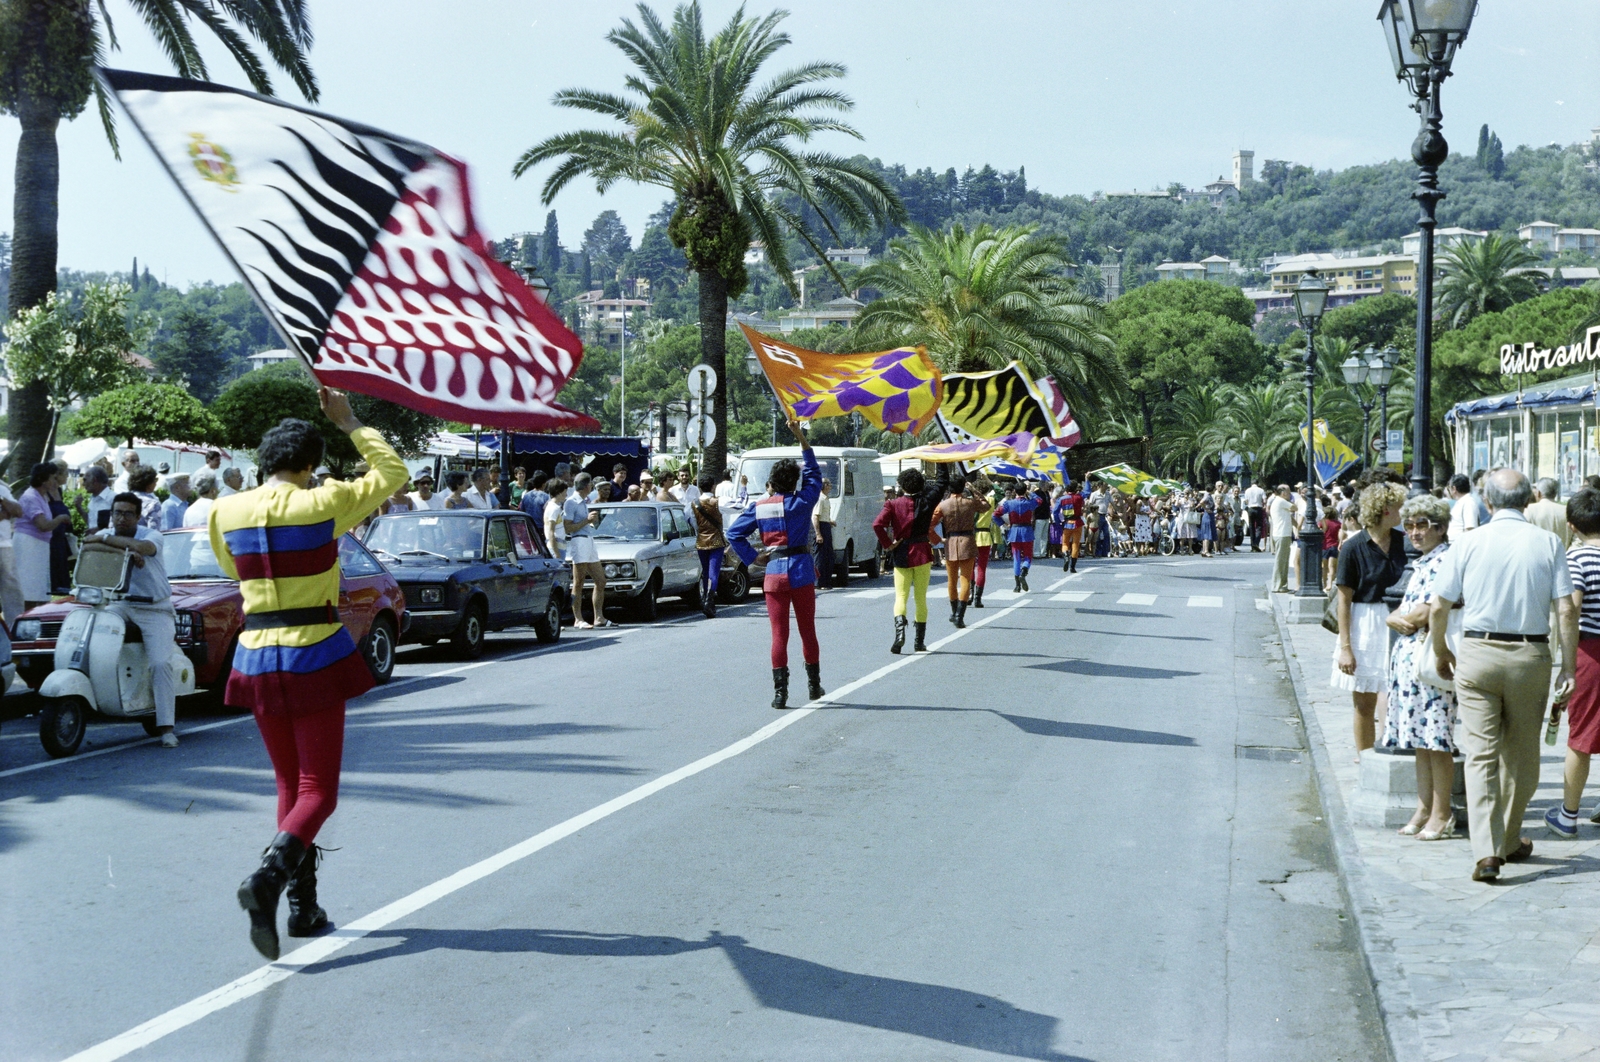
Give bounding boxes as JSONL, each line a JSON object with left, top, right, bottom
{"left": 685, "top": 414, "right": 716, "bottom": 449}
{"left": 1385, "top": 429, "right": 1404, "bottom": 464}
{"left": 686, "top": 363, "right": 717, "bottom": 397}
{"left": 688, "top": 395, "right": 715, "bottom": 416}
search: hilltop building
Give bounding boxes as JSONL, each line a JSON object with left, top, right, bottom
{"left": 778, "top": 296, "right": 863, "bottom": 333}
{"left": 1402, "top": 227, "right": 1486, "bottom": 257}
{"left": 573, "top": 289, "right": 651, "bottom": 346}
{"left": 1519, "top": 221, "right": 1600, "bottom": 255}
{"left": 1232, "top": 150, "right": 1253, "bottom": 188}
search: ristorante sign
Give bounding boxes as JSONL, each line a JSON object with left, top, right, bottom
{"left": 1500, "top": 327, "right": 1600, "bottom": 375}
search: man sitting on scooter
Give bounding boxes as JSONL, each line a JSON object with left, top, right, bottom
{"left": 86, "top": 494, "right": 178, "bottom": 747}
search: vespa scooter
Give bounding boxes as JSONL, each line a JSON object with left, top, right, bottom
{"left": 37, "top": 545, "right": 195, "bottom": 757}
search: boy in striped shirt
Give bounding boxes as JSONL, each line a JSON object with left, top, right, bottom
{"left": 1549, "top": 488, "right": 1600, "bottom": 836}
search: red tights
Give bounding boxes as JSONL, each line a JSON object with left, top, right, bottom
{"left": 975, "top": 546, "right": 991, "bottom": 587}
{"left": 254, "top": 705, "right": 346, "bottom": 844}
{"left": 765, "top": 584, "right": 819, "bottom": 668}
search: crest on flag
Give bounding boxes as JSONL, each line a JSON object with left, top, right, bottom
{"left": 737, "top": 325, "right": 942, "bottom": 435}
{"left": 1300, "top": 419, "right": 1360, "bottom": 485}
{"left": 100, "top": 69, "right": 597, "bottom": 432}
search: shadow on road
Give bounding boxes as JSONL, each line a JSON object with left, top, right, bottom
{"left": 303, "top": 928, "right": 1094, "bottom": 1061}
{"left": 1028, "top": 659, "right": 1200, "bottom": 681}
{"left": 824, "top": 704, "right": 1197, "bottom": 748}
{"left": 1070, "top": 608, "right": 1174, "bottom": 620}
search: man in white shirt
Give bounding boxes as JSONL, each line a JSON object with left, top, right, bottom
{"left": 1448, "top": 473, "right": 1480, "bottom": 540}
{"left": 0, "top": 477, "right": 24, "bottom": 625}
{"left": 218, "top": 467, "right": 244, "bottom": 497}
{"left": 113, "top": 449, "right": 141, "bottom": 493}
{"left": 84, "top": 467, "right": 117, "bottom": 532}
{"left": 1431, "top": 468, "right": 1578, "bottom": 882}
{"left": 88, "top": 493, "right": 181, "bottom": 746}
{"left": 1268, "top": 486, "right": 1295, "bottom": 593}
{"left": 669, "top": 468, "right": 693, "bottom": 502}
{"left": 464, "top": 468, "right": 495, "bottom": 509}
{"left": 184, "top": 469, "right": 220, "bottom": 527}
{"left": 715, "top": 472, "right": 736, "bottom": 506}
{"left": 409, "top": 472, "right": 446, "bottom": 511}
{"left": 1241, "top": 481, "right": 1266, "bottom": 551}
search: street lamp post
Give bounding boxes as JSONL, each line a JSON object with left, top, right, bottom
{"left": 1372, "top": 346, "right": 1400, "bottom": 464}
{"left": 1293, "top": 269, "right": 1329, "bottom": 601}
{"left": 1341, "top": 352, "right": 1376, "bottom": 474}
{"left": 745, "top": 349, "right": 780, "bottom": 446}
{"left": 1378, "top": 0, "right": 1476, "bottom": 494}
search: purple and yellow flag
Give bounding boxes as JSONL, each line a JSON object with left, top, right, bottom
{"left": 738, "top": 325, "right": 942, "bottom": 435}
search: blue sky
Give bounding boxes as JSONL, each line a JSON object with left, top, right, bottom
{"left": 8, "top": 0, "right": 1598, "bottom": 287}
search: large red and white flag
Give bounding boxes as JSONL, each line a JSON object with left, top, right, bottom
{"left": 99, "top": 69, "right": 597, "bottom": 432}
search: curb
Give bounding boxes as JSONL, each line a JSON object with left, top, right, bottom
{"left": 1269, "top": 594, "right": 1414, "bottom": 1062}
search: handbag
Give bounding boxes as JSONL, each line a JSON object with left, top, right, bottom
{"left": 1418, "top": 609, "right": 1464, "bottom": 692}
{"left": 1185, "top": 510, "right": 1203, "bottom": 527}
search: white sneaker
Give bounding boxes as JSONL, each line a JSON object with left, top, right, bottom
{"left": 159, "top": 732, "right": 180, "bottom": 748}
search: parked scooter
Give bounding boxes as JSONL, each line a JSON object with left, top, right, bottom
{"left": 37, "top": 546, "right": 195, "bottom": 758}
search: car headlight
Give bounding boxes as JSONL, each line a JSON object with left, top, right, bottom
{"left": 12, "top": 619, "right": 39, "bottom": 641}
{"left": 618, "top": 562, "right": 636, "bottom": 578}
{"left": 603, "top": 563, "right": 618, "bottom": 579}
{"left": 419, "top": 586, "right": 442, "bottom": 605}
{"left": 173, "top": 610, "right": 202, "bottom": 645}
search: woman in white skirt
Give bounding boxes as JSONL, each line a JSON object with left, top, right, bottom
{"left": 16, "top": 462, "right": 69, "bottom": 607}
{"left": 1332, "top": 480, "right": 1409, "bottom": 754}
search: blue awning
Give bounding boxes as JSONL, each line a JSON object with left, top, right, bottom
{"left": 1445, "top": 381, "right": 1598, "bottom": 424}
{"left": 500, "top": 433, "right": 650, "bottom": 459}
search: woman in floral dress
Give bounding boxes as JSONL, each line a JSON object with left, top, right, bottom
{"left": 1382, "top": 494, "right": 1458, "bottom": 841}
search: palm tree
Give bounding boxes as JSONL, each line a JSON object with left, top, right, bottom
{"left": 1158, "top": 382, "right": 1228, "bottom": 482}
{"left": 1216, "top": 381, "right": 1302, "bottom": 484}
{"left": 1570, "top": 282, "right": 1600, "bottom": 349}
{"left": 1436, "top": 233, "right": 1545, "bottom": 329}
{"left": 853, "top": 223, "right": 1119, "bottom": 420}
{"left": 513, "top": 2, "right": 902, "bottom": 473}
{"left": 0, "top": 0, "right": 317, "bottom": 469}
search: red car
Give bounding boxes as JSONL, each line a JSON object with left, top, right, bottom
{"left": 11, "top": 529, "right": 407, "bottom": 692}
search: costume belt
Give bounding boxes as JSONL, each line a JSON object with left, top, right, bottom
{"left": 244, "top": 604, "right": 340, "bottom": 630}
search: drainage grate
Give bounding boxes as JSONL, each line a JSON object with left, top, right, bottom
{"left": 1236, "top": 745, "right": 1304, "bottom": 763}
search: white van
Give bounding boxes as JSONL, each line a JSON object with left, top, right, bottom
{"left": 726, "top": 445, "right": 887, "bottom": 584}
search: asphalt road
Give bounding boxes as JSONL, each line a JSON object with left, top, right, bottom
{"left": 0, "top": 551, "right": 1389, "bottom": 1062}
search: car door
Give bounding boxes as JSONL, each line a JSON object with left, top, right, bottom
{"left": 507, "top": 514, "right": 551, "bottom": 616}
{"left": 483, "top": 517, "right": 520, "bottom": 625}
{"left": 337, "top": 533, "right": 383, "bottom": 644}
{"left": 664, "top": 508, "right": 698, "bottom": 592}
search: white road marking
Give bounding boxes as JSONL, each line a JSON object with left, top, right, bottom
{"left": 850, "top": 587, "right": 897, "bottom": 599}
{"left": 1051, "top": 591, "right": 1092, "bottom": 602}
{"left": 64, "top": 599, "right": 1034, "bottom": 1062}
{"left": 1114, "top": 571, "right": 1140, "bottom": 579}
{"left": 1117, "top": 593, "right": 1158, "bottom": 606}
{"left": 1045, "top": 574, "right": 1077, "bottom": 591}
{"left": 1188, "top": 596, "right": 1224, "bottom": 608}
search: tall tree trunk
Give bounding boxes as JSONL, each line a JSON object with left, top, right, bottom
{"left": 697, "top": 267, "right": 730, "bottom": 474}
{"left": 9, "top": 97, "right": 60, "bottom": 473}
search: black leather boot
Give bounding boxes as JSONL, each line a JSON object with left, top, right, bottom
{"left": 702, "top": 583, "right": 717, "bottom": 619}
{"left": 805, "top": 661, "right": 824, "bottom": 701}
{"left": 1070, "top": 555, "right": 1078, "bottom": 572}
{"left": 890, "top": 616, "right": 907, "bottom": 654}
{"left": 948, "top": 599, "right": 959, "bottom": 625}
{"left": 771, "top": 667, "right": 790, "bottom": 709}
{"left": 286, "top": 844, "right": 331, "bottom": 938}
{"left": 237, "top": 831, "right": 307, "bottom": 960}
{"left": 973, "top": 586, "right": 984, "bottom": 608}
{"left": 1013, "top": 576, "right": 1021, "bottom": 593}
{"left": 913, "top": 622, "right": 928, "bottom": 652}
{"left": 1020, "top": 569, "right": 1030, "bottom": 592}
{"left": 955, "top": 601, "right": 968, "bottom": 629}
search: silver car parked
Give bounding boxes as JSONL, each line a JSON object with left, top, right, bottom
{"left": 590, "top": 502, "right": 703, "bottom": 621}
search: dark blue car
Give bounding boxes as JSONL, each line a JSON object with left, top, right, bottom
{"left": 363, "top": 509, "right": 568, "bottom": 658}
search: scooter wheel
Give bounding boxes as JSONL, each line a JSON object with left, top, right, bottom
{"left": 39, "top": 697, "right": 87, "bottom": 758}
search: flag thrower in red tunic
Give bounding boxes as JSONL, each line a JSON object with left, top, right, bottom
{"left": 98, "top": 68, "right": 597, "bottom": 433}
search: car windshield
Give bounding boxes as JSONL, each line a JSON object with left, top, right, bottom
{"left": 735, "top": 456, "right": 838, "bottom": 498}
{"left": 365, "top": 514, "right": 483, "bottom": 561}
{"left": 592, "top": 507, "right": 659, "bottom": 542}
{"left": 161, "top": 529, "right": 231, "bottom": 580}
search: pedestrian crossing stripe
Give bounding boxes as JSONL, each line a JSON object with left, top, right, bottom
{"left": 1188, "top": 596, "right": 1224, "bottom": 608}
{"left": 853, "top": 587, "right": 897, "bottom": 599}
{"left": 1051, "top": 591, "right": 1092, "bottom": 602}
{"left": 1114, "top": 572, "right": 1139, "bottom": 578}
{"left": 1117, "top": 593, "right": 1158, "bottom": 605}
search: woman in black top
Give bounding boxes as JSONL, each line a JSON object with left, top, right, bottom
{"left": 1332, "top": 481, "right": 1410, "bottom": 753}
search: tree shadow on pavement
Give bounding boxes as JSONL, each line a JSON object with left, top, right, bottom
{"left": 1027, "top": 660, "right": 1200, "bottom": 680}
{"left": 1071, "top": 608, "right": 1174, "bottom": 620}
{"left": 304, "top": 928, "right": 1094, "bottom": 1061}
{"left": 826, "top": 704, "right": 1197, "bottom": 747}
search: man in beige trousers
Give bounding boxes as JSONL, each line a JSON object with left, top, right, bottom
{"left": 1432, "top": 468, "right": 1578, "bottom": 883}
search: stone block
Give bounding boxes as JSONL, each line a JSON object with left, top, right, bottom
{"left": 1278, "top": 592, "right": 1329, "bottom": 625}
{"left": 1351, "top": 748, "right": 1466, "bottom": 828}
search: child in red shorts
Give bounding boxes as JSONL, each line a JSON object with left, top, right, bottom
{"left": 1549, "top": 488, "right": 1600, "bottom": 836}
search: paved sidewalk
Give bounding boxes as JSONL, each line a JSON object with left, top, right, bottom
{"left": 1272, "top": 595, "right": 1600, "bottom": 1062}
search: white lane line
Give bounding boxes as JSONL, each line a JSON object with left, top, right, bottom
{"left": 850, "top": 587, "right": 897, "bottom": 599}
{"left": 1188, "top": 596, "right": 1224, "bottom": 608}
{"left": 66, "top": 598, "right": 1034, "bottom": 1062}
{"left": 1117, "top": 593, "right": 1158, "bottom": 606}
{"left": 1045, "top": 573, "right": 1077, "bottom": 591}
{"left": 1113, "top": 571, "right": 1140, "bottom": 579}
{"left": 1051, "top": 591, "right": 1092, "bottom": 603}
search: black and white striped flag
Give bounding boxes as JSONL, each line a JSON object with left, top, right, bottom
{"left": 99, "top": 69, "right": 598, "bottom": 432}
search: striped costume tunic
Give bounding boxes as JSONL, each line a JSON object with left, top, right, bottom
{"left": 728, "top": 451, "right": 822, "bottom": 591}
{"left": 208, "top": 428, "right": 408, "bottom": 716}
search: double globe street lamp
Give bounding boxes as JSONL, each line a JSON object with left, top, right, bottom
{"left": 1378, "top": 0, "right": 1476, "bottom": 493}
{"left": 1340, "top": 346, "right": 1400, "bottom": 473}
{"left": 1293, "top": 269, "right": 1329, "bottom": 600}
